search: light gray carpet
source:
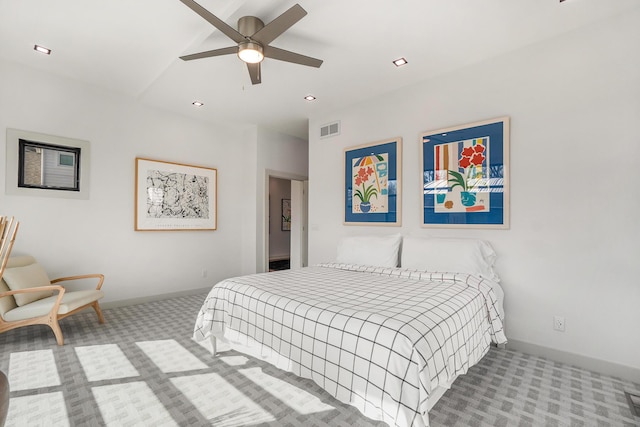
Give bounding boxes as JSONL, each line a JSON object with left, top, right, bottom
{"left": 1, "top": 293, "right": 639, "bottom": 426}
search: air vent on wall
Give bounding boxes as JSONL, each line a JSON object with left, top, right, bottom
{"left": 320, "top": 121, "right": 340, "bottom": 139}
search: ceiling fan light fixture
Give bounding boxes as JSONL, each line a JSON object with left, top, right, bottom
{"left": 238, "top": 41, "right": 264, "bottom": 64}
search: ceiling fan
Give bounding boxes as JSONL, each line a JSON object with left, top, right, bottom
{"left": 179, "top": 0, "right": 323, "bottom": 85}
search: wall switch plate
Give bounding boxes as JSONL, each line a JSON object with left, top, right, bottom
{"left": 553, "top": 316, "right": 565, "bottom": 332}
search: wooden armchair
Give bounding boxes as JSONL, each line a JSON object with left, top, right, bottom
{"left": 0, "top": 217, "right": 105, "bottom": 346}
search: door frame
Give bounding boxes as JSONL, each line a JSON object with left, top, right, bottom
{"left": 264, "top": 169, "right": 308, "bottom": 272}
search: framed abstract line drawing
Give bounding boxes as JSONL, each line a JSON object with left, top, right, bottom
{"left": 344, "top": 137, "right": 402, "bottom": 225}
{"left": 135, "top": 158, "right": 217, "bottom": 231}
{"left": 281, "top": 199, "right": 291, "bottom": 231}
{"left": 420, "top": 117, "right": 509, "bottom": 228}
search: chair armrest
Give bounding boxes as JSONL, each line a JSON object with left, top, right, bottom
{"left": 51, "top": 274, "right": 104, "bottom": 290}
{"left": 0, "top": 285, "right": 66, "bottom": 320}
{"left": 0, "top": 285, "right": 65, "bottom": 298}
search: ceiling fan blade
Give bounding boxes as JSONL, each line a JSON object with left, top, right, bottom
{"left": 251, "top": 4, "right": 306, "bottom": 45}
{"left": 179, "top": 0, "right": 246, "bottom": 44}
{"left": 247, "top": 62, "right": 261, "bottom": 85}
{"left": 180, "top": 46, "right": 237, "bottom": 61}
{"left": 263, "top": 45, "right": 323, "bottom": 68}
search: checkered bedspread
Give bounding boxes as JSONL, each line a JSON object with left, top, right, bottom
{"left": 194, "top": 263, "right": 507, "bottom": 427}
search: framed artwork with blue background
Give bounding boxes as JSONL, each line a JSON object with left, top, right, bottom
{"left": 421, "top": 117, "right": 509, "bottom": 228}
{"left": 344, "top": 138, "right": 402, "bottom": 225}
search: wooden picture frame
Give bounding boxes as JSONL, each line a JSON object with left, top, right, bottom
{"left": 135, "top": 157, "right": 217, "bottom": 231}
{"left": 344, "top": 137, "right": 402, "bottom": 226}
{"left": 420, "top": 116, "right": 509, "bottom": 228}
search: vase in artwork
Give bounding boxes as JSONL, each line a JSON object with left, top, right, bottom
{"left": 359, "top": 201, "right": 371, "bottom": 213}
{"left": 460, "top": 191, "right": 476, "bottom": 207}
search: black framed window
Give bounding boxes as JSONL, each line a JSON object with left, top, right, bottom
{"left": 18, "top": 139, "right": 81, "bottom": 191}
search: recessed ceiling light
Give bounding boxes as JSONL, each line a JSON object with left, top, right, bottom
{"left": 34, "top": 44, "right": 51, "bottom": 55}
{"left": 304, "top": 95, "right": 316, "bottom": 101}
{"left": 192, "top": 101, "right": 204, "bottom": 107}
{"left": 393, "top": 57, "right": 408, "bottom": 67}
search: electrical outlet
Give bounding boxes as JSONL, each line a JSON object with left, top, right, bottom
{"left": 553, "top": 316, "right": 565, "bottom": 332}
{"left": 201, "top": 269, "right": 208, "bottom": 278}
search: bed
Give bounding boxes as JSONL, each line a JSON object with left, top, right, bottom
{"left": 193, "top": 236, "right": 507, "bottom": 427}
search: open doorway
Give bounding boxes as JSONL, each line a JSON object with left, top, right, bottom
{"left": 266, "top": 172, "right": 308, "bottom": 272}
{"left": 268, "top": 177, "right": 292, "bottom": 271}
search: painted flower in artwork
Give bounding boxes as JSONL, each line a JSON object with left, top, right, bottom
{"left": 448, "top": 144, "right": 486, "bottom": 191}
{"left": 354, "top": 166, "right": 378, "bottom": 203}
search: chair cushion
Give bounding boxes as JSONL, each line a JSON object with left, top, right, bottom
{"left": 1, "top": 256, "right": 38, "bottom": 317}
{"left": 2, "top": 290, "right": 104, "bottom": 322}
{"left": 1, "top": 263, "right": 53, "bottom": 306}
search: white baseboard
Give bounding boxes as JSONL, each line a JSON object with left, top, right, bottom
{"left": 100, "top": 287, "right": 211, "bottom": 310}
{"left": 507, "top": 339, "right": 640, "bottom": 384}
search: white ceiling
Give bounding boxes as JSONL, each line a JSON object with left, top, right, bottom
{"left": 1, "top": 0, "right": 638, "bottom": 139}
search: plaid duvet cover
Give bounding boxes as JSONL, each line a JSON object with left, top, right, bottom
{"left": 194, "top": 263, "right": 507, "bottom": 427}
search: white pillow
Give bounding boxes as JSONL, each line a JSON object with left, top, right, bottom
{"left": 2, "top": 263, "right": 54, "bottom": 306}
{"left": 401, "top": 237, "right": 500, "bottom": 282}
{"left": 336, "top": 234, "right": 402, "bottom": 268}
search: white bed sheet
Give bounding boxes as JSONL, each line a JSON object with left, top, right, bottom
{"left": 194, "top": 263, "right": 507, "bottom": 427}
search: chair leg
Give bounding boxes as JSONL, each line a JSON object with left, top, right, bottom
{"left": 49, "top": 318, "right": 64, "bottom": 346}
{"left": 92, "top": 301, "right": 105, "bottom": 324}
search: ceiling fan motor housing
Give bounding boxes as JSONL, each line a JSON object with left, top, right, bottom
{"left": 238, "top": 16, "right": 264, "bottom": 37}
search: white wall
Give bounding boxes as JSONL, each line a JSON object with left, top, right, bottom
{"left": 240, "top": 126, "right": 259, "bottom": 276}
{"left": 308, "top": 9, "right": 640, "bottom": 372}
{"left": 0, "top": 59, "right": 259, "bottom": 303}
{"left": 255, "top": 127, "right": 308, "bottom": 272}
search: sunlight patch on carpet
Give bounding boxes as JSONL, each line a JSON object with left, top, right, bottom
{"left": 219, "top": 355, "right": 250, "bottom": 366}
{"left": 9, "top": 350, "right": 60, "bottom": 391}
{"left": 6, "top": 391, "right": 69, "bottom": 426}
{"left": 171, "top": 372, "right": 276, "bottom": 426}
{"left": 239, "top": 367, "right": 334, "bottom": 415}
{"left": 75, "top": 344, "right": 139, "bottom": 381}
{"left": 136, "top": 339, "right": 208, "bottom": 373}
{"left": 92, "top": 381, "right": 177, "bottom": 426}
